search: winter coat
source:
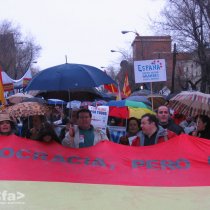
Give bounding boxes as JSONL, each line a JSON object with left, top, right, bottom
{"left": 62, "top": 125, "right": 108, "bottom": 148}
{"left": 131, "top": 126, "right": 177, "bottom": 146}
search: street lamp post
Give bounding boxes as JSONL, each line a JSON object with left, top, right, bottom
{"left": 121, "top": 30, "right": 140, "bottom": 37}
{"left": 121, "top": 30, "right": 144, "bottom": 59}
{"left": 121, "top": 31, "right": 144, "bottom": 91}
{"left": 171, "top": 43, "right": 177, "bottom": 94}
{"left": 110, "top": 49, "right": 130, "bottom": 63}
{"left": 14, "top": 42, "right": 24, "bottom": 79}
{"left": 110, "top": 49, "right": 126, "bottom": 57}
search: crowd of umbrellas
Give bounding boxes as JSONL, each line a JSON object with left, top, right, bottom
{"left": 2, "top": 63, "right": 210, "bottom": 120}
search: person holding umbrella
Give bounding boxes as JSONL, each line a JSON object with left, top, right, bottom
{"left": 62, "top": 108, "right": 108, "bottom": 148}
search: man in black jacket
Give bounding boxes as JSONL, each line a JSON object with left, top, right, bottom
{"left": 156, "top": 105, "right": 184, "bottom": 135}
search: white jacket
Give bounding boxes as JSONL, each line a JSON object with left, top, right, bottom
{"left": 62, "top": 125, "right": 108, "bottom": 148}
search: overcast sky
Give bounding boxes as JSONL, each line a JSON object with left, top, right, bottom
{"left": 0, "top": 0, "right": 165, "bottom": 71}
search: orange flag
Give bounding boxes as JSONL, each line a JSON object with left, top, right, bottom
{"left": 123, "top": 73, "right": 131, "bottom": 97}
{"left": 0, "top": 66, "right": 6, "bottom": 106}
{"left": 103, "top": 70, "right": 118, "bottom": 93}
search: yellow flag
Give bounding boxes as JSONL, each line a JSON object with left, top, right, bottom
{"left": 0, "top": 67, "right": 6, "bottom": 106}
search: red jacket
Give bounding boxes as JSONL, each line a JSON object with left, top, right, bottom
{"left": 131, "top": 128, "right": 177, "bottom": 146}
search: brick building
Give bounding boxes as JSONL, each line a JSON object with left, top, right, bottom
{"left": 117, "top": 35, "right": 200, "bottom": 93}
{"left": 117, "top": 36, "right": 201, "bottom": 92}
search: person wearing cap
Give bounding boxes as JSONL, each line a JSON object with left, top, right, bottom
{"left": 0, "top": 113, "right": 17, "bottom": 136}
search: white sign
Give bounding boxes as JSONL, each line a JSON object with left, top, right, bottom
{"left": 88, "top": 105, "right": 109, "bottom": 132}
{"left": 134, "top": 59, "right": 167, "bottom": 83}
{"left": 159, "top": 86, "right": 171, "bottom": 96}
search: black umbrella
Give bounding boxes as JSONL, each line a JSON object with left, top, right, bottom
{"left": 35, "top": 88, "right": 108, "bottom": 101}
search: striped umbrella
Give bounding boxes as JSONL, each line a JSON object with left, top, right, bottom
{"left": 169, "top": 91, "right": 210, "bottom": 117}
{"left": 6, "top": 93, "right": 33, "bottom": 104}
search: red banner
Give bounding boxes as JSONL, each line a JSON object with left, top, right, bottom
{"left": 0, "top": 134, "right": 210, "bottom": 186}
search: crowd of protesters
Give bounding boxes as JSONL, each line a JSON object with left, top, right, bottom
{"left": 1, "top": 103, "right": 210, "bottom": 148}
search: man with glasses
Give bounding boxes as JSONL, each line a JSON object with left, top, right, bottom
{"left": 62, "top": 108, "right": 108, "bottom": 148}
{"left": 156, "top": 105, "right": 184, "bottom": 135}
{"left": 131, "top": 113, "right": 177, "bottom": 146}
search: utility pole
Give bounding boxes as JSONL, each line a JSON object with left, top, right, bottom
{"left": 171, "top": 43, "right": 177, "bottom": 93}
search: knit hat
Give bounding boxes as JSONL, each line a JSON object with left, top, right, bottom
{"left": 0, "top": 113, "right": 13, "bottom": 123}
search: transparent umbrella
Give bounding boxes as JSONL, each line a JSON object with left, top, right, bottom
{"left": 7, "top": 93, "right": 33, "bottom": 104}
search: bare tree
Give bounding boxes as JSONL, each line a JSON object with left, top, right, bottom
{"left": 153, "top": 0, "right": 210, "bottom": 92}
{"left": 105, "top": 66, "right": 118, "bottom": 81}
{"left": 109, "top": 48, "right": 140, "bottom": 91}
{"left": 0, "top": 20, "right": 41, "bottom": 79}
{"left": 196, "top": 0, "right": 210, "bottom": 27}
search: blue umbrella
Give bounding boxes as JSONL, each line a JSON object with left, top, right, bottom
{"left": 25, "top": 63, "right": 117, "bottom": 91}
